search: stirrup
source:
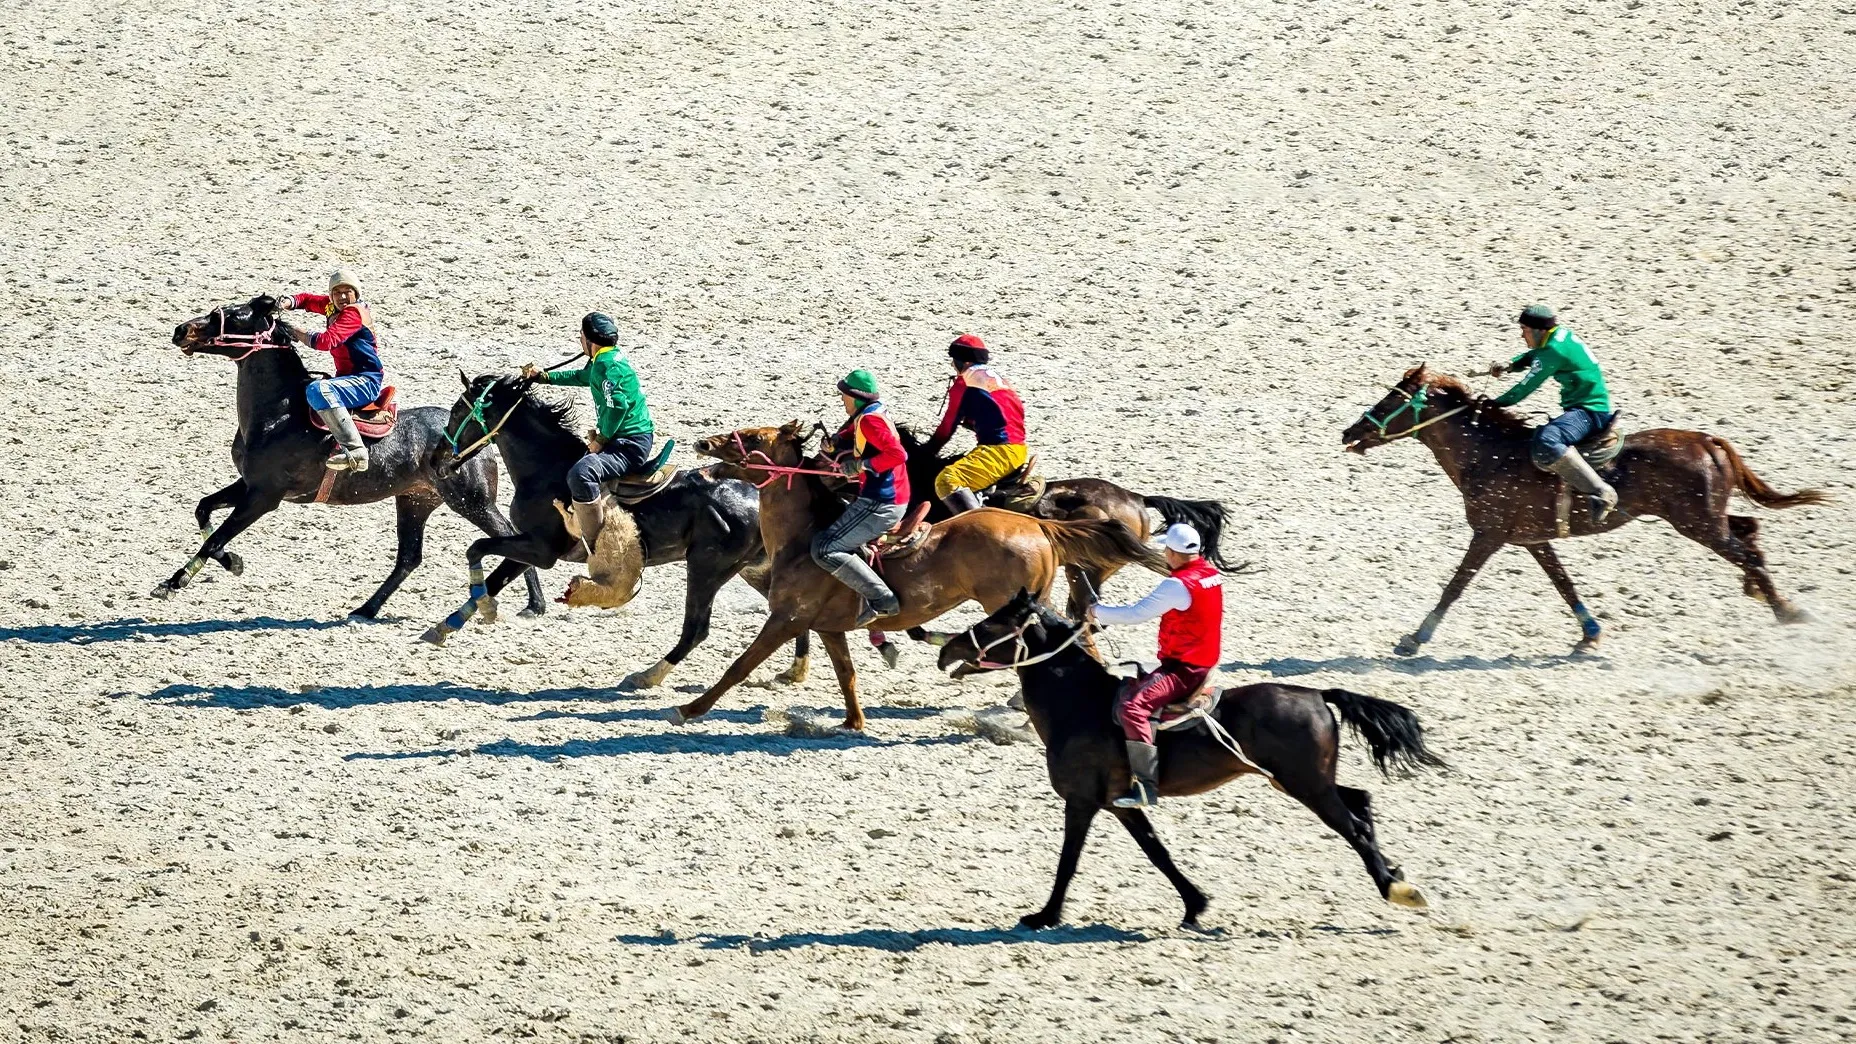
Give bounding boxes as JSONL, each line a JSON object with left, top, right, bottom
{"left": 325, "top": 450, "right": 365, "bottom": 472}
{"left": 1111, "top": 779, "right": 1158, "bottom": 809}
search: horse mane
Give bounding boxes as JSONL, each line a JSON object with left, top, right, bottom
{"left": 510, "top": 379, "right": 578, "bottom": 431}
{"left": 1421, "top": 373, "right": 1535, "bottom": 439}
{"left": 895, "top": 423, "right": 960, "bottom": 470}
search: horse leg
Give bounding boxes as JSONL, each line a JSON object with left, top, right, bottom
{"left": 348, "top": 494, "right": 439, "bottom": 620}
{"left": 1020, "top": 800, "right": 1098, "bottom": 930}
{"left": 1394, "top": 531, "right": 1504, "bottom": 656}
{"left": 152, "top": 488, "right": 283, "bottom": 598}
{"left": 674, "top": 616, "right": 804, "bottom": 724}
{"left": 440, "top": 476, "right": 549, "bottom": 618}
{"left": 193, "top": 478, "right": 249, "bottom": 575}
{"left": 625, "top": 558, "right": 731, "bottom": 691}
{"left": 1524, "top": 543, "right": 1603, "bottom": 654}
{"left": 816, "top": 630, "right": 865, "bottom": 731}
{"left": 778, "top": 632, "right": 812, "bottom": 685}
{"left": 420, "top": 530, "right": 565, "bottom": 646}
{"left": 1670, "top": 512, "right": 1806, "bottom": 623}
{"left": 1108, "top": 807, "right": 1210, "bottom": 928}
{"left": 1282, "top": 775, "right": 1424, "bottom": 909}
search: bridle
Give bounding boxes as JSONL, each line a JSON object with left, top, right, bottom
{"left": 1356, "top": 382, "right": 1472, "bottom": 444}
{"left": 725, "top": 428, "right": 846, "bottom": 489}
{"left": 954, "top": 613, "right": 1084, "bottom": 671}
{"left": 445, "top": 379, "right": 529, "bottom": 465}
{"left": 201, "top": 306, "right": 282, "bottom": 361}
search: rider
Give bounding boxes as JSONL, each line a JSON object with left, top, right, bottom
{"left": 816, "top": 369, "right": 909, "bottom": 627}
{"left": 520, "top": 312, "right": 654, "bottom": 556}
{"left": 1087, "top": 523, "right": 1224, "bottom": 810}
{"left": 1488, "top": 304, "right": 1619, "bottom": 521}
{"left": 926, "top": 333, "right": 1028, "bottom": 515}
{"left": 277, "top": 267, "right": 383, "bottom": 472}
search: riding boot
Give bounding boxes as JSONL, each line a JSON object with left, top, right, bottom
{"left": 940, "top": 487, "right": 983, "bottom": 516}
{"left": 1546, "top": 447, "right": 1618, "bottom": 522}
{"left": 571, "top": 498, "right": 606, "bottom": 558}
{"left": 317, "top": 405, "right": 369, "bottom": 472}
{"left": 1112, "top": 741, "right": 1160, "bottom": 809}
{"left": 830, "top": 561, "right": 900, "bottom": 628}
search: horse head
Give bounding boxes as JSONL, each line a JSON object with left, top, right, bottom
{"left": 440, "top": 373, "right": 527, "bottom": 475}
{"left": 935, "top": 587, "right": 1049, "bottom": 680}
{"left": 1342, "top": 363, "right": 1438, "bottom": 453}
{"left": 694, "top": 421, "right": 806, "bottom": 481}
{"left": 172, "top": 294, "right": 284, "bottom": 358}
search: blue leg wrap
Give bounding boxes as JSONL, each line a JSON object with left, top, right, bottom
{"left": 1574, "top": 603, "right": 1601, "bottom": 639}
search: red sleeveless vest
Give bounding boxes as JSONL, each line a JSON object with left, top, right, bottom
{"left": 1156, "top": 557, "right": 1223, "bottom": 668}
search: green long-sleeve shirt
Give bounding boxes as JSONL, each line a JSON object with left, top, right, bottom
{"left": 1492, "top": 326, "right": 1613, "bottom": 413}
{"left": 544, "top": 345, "right": 653, "bottom": 440}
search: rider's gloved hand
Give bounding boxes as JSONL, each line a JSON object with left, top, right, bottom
{"left": 273, "top": 294, "right": 296, "bottom": 311}
{"left": 1486, "top": 361, "right": 1508, "bottom": 378}
{"left": 520, "top": 364, "right": 543, "bottom": 380}
{"left": 836, "top": 456, "right": 862, "bottom": 479}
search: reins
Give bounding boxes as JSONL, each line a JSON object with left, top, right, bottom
{"left": 1356, "top": 382, "right": 1474, "bottom": 445}
{"left": 959, "top": 614, "right": 1086, "bottom": 671}
{"left": 728, "top": 430, "right": 846, "bottom": 490}
{"left": 443, "top": 353, "right": 585, "bottom": 464}
{"left": 205, "top": 307, "right": 282, "bottom": 361}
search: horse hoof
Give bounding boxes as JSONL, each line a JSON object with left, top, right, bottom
{"left": 475, "top": 597, "right": 499, "bottom": 626}
{"left": 519, "top": 605, "right": 545, "bottom": 619}
{"left": 1387, "top": 881, "right": 1429, "bottom": 910}
{"left": 1571, "top": 635, "right": 1602, "bottom": 656}
{"left": 1017, "top": 911, "right": 1060, "bottom": 931}
{"left": 1776, "top": 605, "right": 1812, "bottom": 625}
{"left": 1393, "top": 635, "right": 1422, "bottom": 657}
{"left": 879, "top": 642, "right": 901, "bottom": 670}
{"left": 841, "top": 717, "right": 866, "bottom": 733}
{"left": 624, "top": 659, "right": 674, "bottom": 691}
{"left": 668, "top": 706, "right": 692, "bottom": 726}
{"left": 419, "top": 626, "right": 450, "bottom": 647}
{"left": 221, "top": 552, "right": 244, "bottom": 577}
{"left": 775, "top": 659, "right": 810, "bottom": 686}
{"left": 149, "top": 584, "right": 176, "bottom": 600}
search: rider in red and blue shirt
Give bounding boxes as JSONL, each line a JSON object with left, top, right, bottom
{"left": 814, "top": 369, "right": 909, "bottom": 627}
{"left": 277, "top": 267, "right": 384, "bottom": 472}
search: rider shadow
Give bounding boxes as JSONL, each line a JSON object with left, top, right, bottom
{"left": 613, "top": 923, "right": 1149, "bottom": 953}
{"left": 140, "top": 681, "right": 638, "bottom": 711}
{"left": 1222, "top": 651, "right": 1583, "bottom": 678}
{"left": 2, "top": 616, "right": 347, "bottom": 645}
{"left": 346, "top": 731, "right": 974, "bottom": 762}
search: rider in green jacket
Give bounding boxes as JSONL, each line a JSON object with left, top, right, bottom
{"left": 1489, "top": 304, "right": 1618, "bottom": 520}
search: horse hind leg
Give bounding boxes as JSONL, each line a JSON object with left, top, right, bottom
{"left": 1284, "top": 773, "right": 1424, "bottom": 910}
{"left": 1677, "top": 513, "right": 1806, "bottom": 624}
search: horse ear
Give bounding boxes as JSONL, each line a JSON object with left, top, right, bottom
{"left": 459, "top": 369, "right": 471, "bottom": 388}
{"left": 1015, "top": 586, "right": 1031, "bottom": 603}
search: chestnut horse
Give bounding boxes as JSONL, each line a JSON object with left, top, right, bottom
{"left": 679, "top": 422, "right": 1165, "bottom": 730}
{"left": 1343, "top": 365, "right": 1830, "bottom": 655}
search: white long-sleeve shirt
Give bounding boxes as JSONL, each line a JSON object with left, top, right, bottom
{"left": 1092, "top": 576, "right": 1190, "bottom": 627}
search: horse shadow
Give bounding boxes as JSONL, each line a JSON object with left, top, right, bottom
{"left": 138, "top": 681, "right": 707, "bottom": 713}
{"left": 1222, "top": 651, "right": 1582, "bottom": 677}
{"left": 1, "top": 616, "right": 346, "bottom": 645}
{"left": 613, "top": 923, "right": 1149, "bottom": 953}
{"left": 509, "top": 704, "right": 949, "bottom": 725}
{"left": 345, "top": 730, "right": 975, "bottom": 762}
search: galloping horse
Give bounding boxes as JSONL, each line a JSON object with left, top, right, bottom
{"left": 161, "top": 296, "right": 545, "bottom": 618}
{"left": 683, "top": 422, "right": 1166, "bottom": 731}
{"left": 1343, "top": 365, "right": 1830, "bottom": 655}
{"left": 427, "top": 375, "right": 808, "bottom": 689}
{"left": 936, "top": 591, "right": 1443, "bottom": 928}
{"left": 893, "top": 426, "right": 1245, "bottom": 618}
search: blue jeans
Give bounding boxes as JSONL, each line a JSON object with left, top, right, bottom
{"left": 307, "top": 372, "right": 384, "bottom": 411}
{"left": 566, "top": 431, "right": 656, "bottom": 502}
{"left": 1532, "top": 409, "right": 1615, "bottom": 469}
{"left": 810, "top": 496, "right": 906, "bottom": 609}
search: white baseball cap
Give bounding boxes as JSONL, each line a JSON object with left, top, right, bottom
{"left": 1163, "top": 523, "right": 1201, "bottom": 554}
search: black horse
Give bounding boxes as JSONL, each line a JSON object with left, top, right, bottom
{"left": 427, "top": 374, "right": 808, "bottom": 689}
{"left": 162, "top": 296, "right": 545, "bottom": 618}
{"left": 894, "top": 427, "right": 1243, "bottom": 618}
{"left": 936, "top": 591, "right": 1444, "bottom": 929}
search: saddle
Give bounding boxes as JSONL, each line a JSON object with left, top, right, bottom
{"left": 600, "top": 439, "right": 679, "bottom": 505}
{"left": 977, "top": 455, "right": 1045, "bottom": 512}
{"left": 307, "top": 386, "right": 399, "bottom": 439}
{"left": 1572, "top": 413, "right": 1625, "bottom": 469}
{"left": 1114, "top": 666, "right": 1223, "bottom": 731}
{"left": 864, "top": 501, "right": 934, "bottom": 565}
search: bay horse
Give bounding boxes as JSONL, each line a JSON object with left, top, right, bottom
{"left": 427, "top": 375, "right": 808, "bottom": 689}
{"left": 1342, "top": 365, "right": 1830, "bottom": 655}
{"left": 683, "top": 422, "right": 1166, "bottom": 731}
{"left": 936, "top": 590, "right": 1443, "bottom": 928}
{"left": 894, "top": 426, "right": 1246, "bottom": 619}
{"left": 161, "top": 296, "right": 545, "bottom": 618}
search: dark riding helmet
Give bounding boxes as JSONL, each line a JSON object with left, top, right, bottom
{"left": 948, "top": 332, "right": 989, "bottom": 366}
{"left": 581, "top": 312, "right": 621, "bottom": 347}
{"left": 1518, "top": 304, "right": 1558, "bottom": 331}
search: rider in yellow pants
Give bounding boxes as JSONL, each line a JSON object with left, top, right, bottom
{"left": 926, "top": 333, "right": 1030, "bottom": 514}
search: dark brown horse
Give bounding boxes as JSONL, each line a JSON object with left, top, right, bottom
{"left": 680, "top": 422, "right": 1164, "bottom": 730}
{"left": 936, "top": 590, "right": 1443, "bottom": 928}
{"left": 1342, "top": 365, "right": 1830, "bottom": 655}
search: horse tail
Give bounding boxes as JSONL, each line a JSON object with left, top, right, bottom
{"left": 1711, "top": 437, "right": 1832, "bottom": 509}
{"left": 1141, "top": 494, "right": 1244, "bottom": 573}
{"left": 1037, "top": 517, "right": 1168, "bottom": 575}
{"left": 1321, "top": 689, "right": 1448, "bottom": 779}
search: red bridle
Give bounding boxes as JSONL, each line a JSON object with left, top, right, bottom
{"left": 724, "top": 430, "right": 847, "bottom": 489}
{"left": 200, "top": 306, "right": 282, "bottom": 361}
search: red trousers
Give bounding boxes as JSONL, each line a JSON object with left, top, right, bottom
{"left": 1115, "top": 660, "right": 1211, "bottom": 744}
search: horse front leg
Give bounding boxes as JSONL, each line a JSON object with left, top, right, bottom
{"left": 1524, "top": 542, "right": 1603, "bottom": 654}
{"left": 674, "top": 616, "right": 804, "bottom": 724}
{"left": 1020, "top": 800, "right": 1098, "bottom": 930}
{"left": 351, "top": 494, "right": 439, "bottom": 620}
{"left": 153, "top": 488, "right": 282, "bottom": 599}
{"left": 1111, "top": 807, "right": 1211, "bottom": 928}
{"left": 1394, "top": 531, "right": 1505, "bottom": 656}
{"left": 420, "top": 530, "right": 565, "bottom": 645}
{"left": 816, "top": 630, "right": 864, "bottom": 731}
{"left": 193, "top": 478, "right": 250, "bottom": 575}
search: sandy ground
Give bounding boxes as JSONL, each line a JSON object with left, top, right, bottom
{"left": 3, "top": 0, "right": 1855, "bottom": 1040}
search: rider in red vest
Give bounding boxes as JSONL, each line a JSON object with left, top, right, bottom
{"left": 1088, "top": 523, "right": 1225, "bottom": 808}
